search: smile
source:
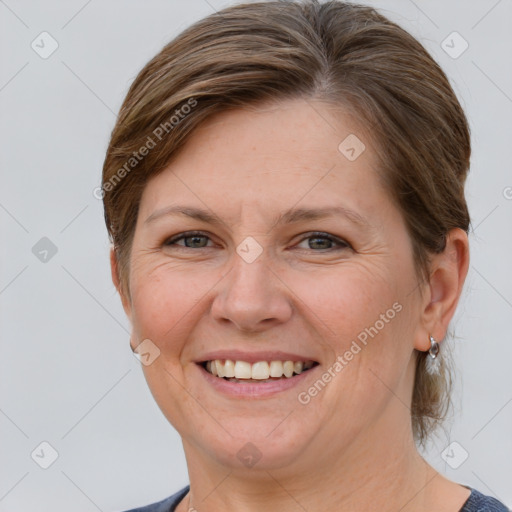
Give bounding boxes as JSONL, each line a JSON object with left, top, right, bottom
{"left": 202, "top": 359, "right": 319, "bottom": 383}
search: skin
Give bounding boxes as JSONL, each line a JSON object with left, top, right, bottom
{"left": 111, "top": 99, "right": 470, "bottom": 512}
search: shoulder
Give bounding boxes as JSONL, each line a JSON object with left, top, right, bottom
{"left": 460, "top": 487, "right": 509, "bottom": 512}
{"left": 120, "top": 485, "right": 190, "bottom": 512}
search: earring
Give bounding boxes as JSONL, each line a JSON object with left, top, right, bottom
{"left": 425, "top": 335, "right": 441, "bottom": 376}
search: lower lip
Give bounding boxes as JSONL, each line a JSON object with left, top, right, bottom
{"left": 196, "top": 363, "right": 318, "bottom": 398}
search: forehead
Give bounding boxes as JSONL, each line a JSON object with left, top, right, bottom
{"left": 137, "top": 98, "right": 388, "bottom": 225}
{"left": 173, "top": 98, "right": 373, "bottom": 169}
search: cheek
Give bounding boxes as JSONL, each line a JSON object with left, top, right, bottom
{"left": 129, "top": 267, "right": 196, "bottom": 347}
{"left": 290, "top": 263, "right": 399, "bottom": 342}
{"left": 128, "top": 260, "right": 227, "bottom": 354}
{"left": 129, "top": 268, "right": 208, "bottom": 427}
{"left": 289, "top": 259, "right": 416, "bottom": 403}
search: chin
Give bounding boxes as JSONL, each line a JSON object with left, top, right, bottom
{"left": 192, "top": 418, "right": 318, "bottom": 471}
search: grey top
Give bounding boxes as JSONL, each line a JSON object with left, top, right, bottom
{"left": 123, "top": 485, "right": 509, "bottom": 511}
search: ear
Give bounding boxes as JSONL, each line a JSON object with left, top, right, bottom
{"left": 110, "top": 246, "right": 132, "bottom": 321}
{"left": 413, "top": 228, "right": 470, "bottom": 351}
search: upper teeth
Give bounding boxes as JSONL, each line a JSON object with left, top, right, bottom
{"left": 205, "top": 360, "right": 314, "bottom": 379}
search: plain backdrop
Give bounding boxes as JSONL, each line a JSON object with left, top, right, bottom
{"left": 1, "top": 0, "right": 511, "bottom": 510}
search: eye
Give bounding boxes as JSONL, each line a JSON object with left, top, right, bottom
{"left": 295, "top": 232, "right": 351, "bottom": 251}
{"left": 163, "top": 231, "right": 214, "bottom": 249}
{"left": 162, "top": 231, "right": 351, "bottom": 252}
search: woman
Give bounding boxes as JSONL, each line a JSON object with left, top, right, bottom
{"left": 101, "top": 1, "right": 509, "bottom": 511}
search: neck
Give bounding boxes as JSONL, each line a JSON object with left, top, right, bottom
{"left": 179, "top": 408, "right": 438, "bottom": 512}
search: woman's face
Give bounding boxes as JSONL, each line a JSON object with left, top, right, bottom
{"left": 120, "top": 99, "right": 428, "bottom": 473}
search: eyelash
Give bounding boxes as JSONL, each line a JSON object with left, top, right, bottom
{"left": 163, "top": 230, "right": 351, "bottom": 252}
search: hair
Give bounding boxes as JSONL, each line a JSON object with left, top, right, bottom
{"left": 101, "top": 0, "right": 471, "bottom": 445}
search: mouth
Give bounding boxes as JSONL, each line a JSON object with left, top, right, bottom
{"left": 199, "top": 359, "right": 319, "bottom": 383}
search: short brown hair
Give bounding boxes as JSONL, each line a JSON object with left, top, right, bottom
{"left": 102, "top": 0, "right": 471, "bottom": 445}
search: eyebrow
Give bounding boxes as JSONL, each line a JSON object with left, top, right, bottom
{"left": 144, "top": 205, "right": 371, "bottom": 229}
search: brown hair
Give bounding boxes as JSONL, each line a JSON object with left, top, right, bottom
{"left": 102, "top": 0, "right": 471, "bottom": 445}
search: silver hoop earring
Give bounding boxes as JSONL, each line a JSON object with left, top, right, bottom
{"left": 425, "top": 335, "right": 441, "bottom": 376}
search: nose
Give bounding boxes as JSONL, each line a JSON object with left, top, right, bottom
{"left": 210, "top": 252, "right": 293, "bottom": 333}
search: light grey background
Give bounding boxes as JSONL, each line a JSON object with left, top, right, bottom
{"left": 1, "top": 0, "right": 511, "bottom": 510}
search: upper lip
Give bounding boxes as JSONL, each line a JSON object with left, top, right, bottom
{"left": 195, "top": 350, "right": 319, "bottom": 364}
